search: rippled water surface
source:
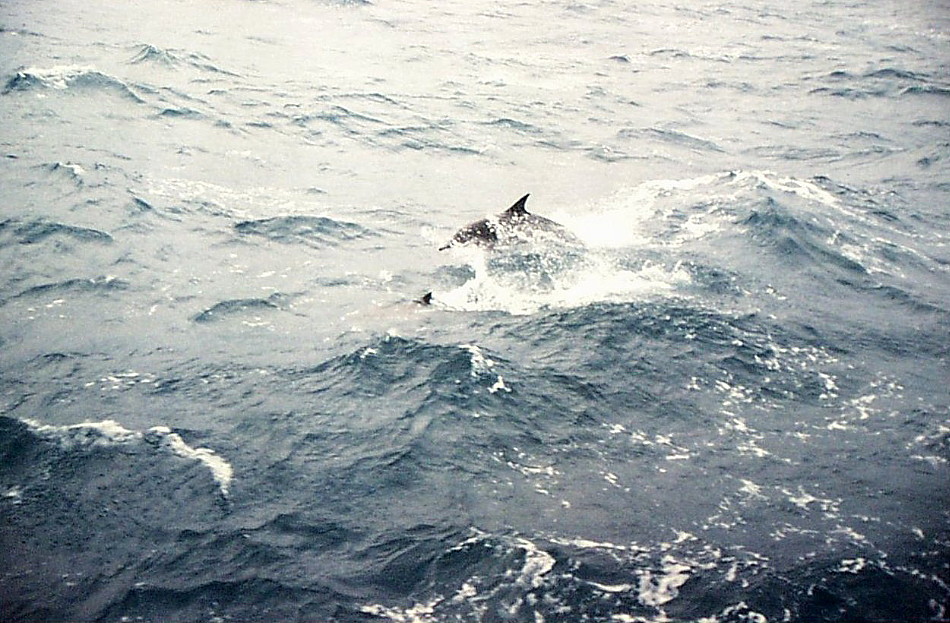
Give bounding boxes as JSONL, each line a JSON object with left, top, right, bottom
{"left": 1, "top": 0, "right": 948, "bottom": 621}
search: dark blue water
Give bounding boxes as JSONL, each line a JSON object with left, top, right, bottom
{"left": 1, "top": 0, "right": 948, "bottom": 621}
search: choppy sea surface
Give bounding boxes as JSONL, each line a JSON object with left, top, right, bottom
{"left": 1, "top": 0, "right": 949, "bottom": 621}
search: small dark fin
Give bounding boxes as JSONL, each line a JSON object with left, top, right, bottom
{"left": 416, "top": 292, "right": 433, "bottom": 306}
{"left": 504, "top": 194, "right": 530, "bottom": 216}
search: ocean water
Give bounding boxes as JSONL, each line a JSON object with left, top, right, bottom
{"left": 1, "top": 0, "right": 948, "bottom": 621}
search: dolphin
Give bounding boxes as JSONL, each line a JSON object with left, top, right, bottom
{"left": 416, "top": 292, "right": 433, "bottom": 306}
{"left": 439, "top": 194, "right": 581, "bottom": 251}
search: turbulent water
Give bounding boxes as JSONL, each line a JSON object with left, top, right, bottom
{"left": 1, "top": 0, "right": 949, "bottom": 621}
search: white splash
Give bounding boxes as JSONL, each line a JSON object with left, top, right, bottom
{"left": 16, "top": 65, "right": 98, "bottom": 90}
{"left": 460, "top": 343, "right": 510, "bottom": 393}
{"left": 560, "top": 172, "right": 727, "bottom": 249}
{"left": 460, "top": 343, "right": 494, "bottom": 375}
{"left": 147, "top": 426, "right": 234, "bottom": 498}
{"left": 489, "top": 376, "right": 510, "bottom": 393}
{"left": 512, "top": 536, "right": 557, "bottom": 589}
{"left": 360, "top": 601, "right": 439, "bottom": 623}
{"left": 22, "top": 418, "right": 233, "bottom": 498}
{"left": 780, "top": 486, "right": 840, "bottom": 516}
{"left": 738, "top": 479, "right": 767, "bottom": 500}
{"left": 636, "top": 555, "right": 693, "bottom": 607}
{"left": 24, "top": 418, "right": 141, "bottom": 446}
{"left": 3, "top": 486, "right": 23, "bottom": 505}
{"left": 837, "top": 557, "right": 868, "bottom": 574}
{"left": 438, "top": 254, "right": 690, "bottom": 315}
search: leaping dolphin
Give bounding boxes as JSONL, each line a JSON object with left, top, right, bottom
{"left": 439, "top": 194, "right": 580, "bottom": 251}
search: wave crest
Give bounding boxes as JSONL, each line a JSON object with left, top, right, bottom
{"left": 235, "top": 215, "right": 376, "bottom": 247}
{"left": 3, "top": 65, "right": 145, "bottom": 102}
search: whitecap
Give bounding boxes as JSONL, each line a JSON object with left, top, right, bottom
{"left": 147, "top": 426, "right": 234, "bottom": 498}
{"left": 22, "top": 418, "right": 233, "bottom": 498}
{"left": 636, "top": 555, "right": 693, "bottom": 607}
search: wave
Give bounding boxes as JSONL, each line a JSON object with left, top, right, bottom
{"left": 33, "top": 161, "right": 89, "bottom": 186}
{"left": 4, "top": 416, "right": 232, "bottom": 498}
{"left": 617, "top": 127, "right": 725, "bottom": 153}
{"left": 3, "top": 65, "right": 145, "bottom": 102}
{"left": 292, "top": 336, "right": 519, "bottom": 438}
{"left": 130, "top": 43, "right": 181, "bottom": 66}
{"left": 351, "top": 521, "right": 940, "bottom": 623}
{"left": 740, "top": 197, "right": 868, "bottom": 274}
{"left": 128, "top": 43, "right": 241, "bottom": 77}
{"left": 235, "top": 215, "right": 376, "bottom": 247}
{"left": 294, "top": 105, "right": 385, "bottom": 131}
{"left": 307, "top": 309, "right": 833, "bottom": 443}
{"left": 309, "top": 335, "right": 480, "bottom": 392}
{"left": 192, "top": 293, "right": 287, "bottom": 324}
{"left": 132, "top": 178, "right": 342, "bottom": 221}
{"left": 647, "top": 47, "right": 732, "bottom": 63}
{"left": 355, "top": 527, "right": 782, "bottom": 623}
{"left": 604, "top": 172, "right": 930, "bottom": 271}
{"left": 98, "top": 576, "right": 346, "bottom": 623}
{"left": 899, "top": 84, "right": 950, "bottom": 97}
{"left": 808, "top": 67, "right": 950, "bottom": 99}
{"left": 732, "top": 173, "right": 947, "bottom": 287}
{"left": 0, "top": 218, "right": 113, "bottom": 246}
{"left": 158, "top": 105, "right": 204, "bottom": 119}
{"left": 375, "top": 124, "right": 482, "bottom": 155}
{"left": 482, "top": 117, "right": 544, "bottom": 134}
{"left": 1, "top": 276, "right": 128, "bottom": 306}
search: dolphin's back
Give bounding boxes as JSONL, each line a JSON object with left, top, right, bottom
{"left": 440, "top": 193, "right": 581, "bottom": 250}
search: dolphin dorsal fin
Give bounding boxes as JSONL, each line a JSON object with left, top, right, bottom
{"left": 504, "top": 194, "right": 530, "bottom": 217}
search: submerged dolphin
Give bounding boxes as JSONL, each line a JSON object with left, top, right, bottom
{"left": 439, "top": 194, "right": 580, "bottom": 251}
